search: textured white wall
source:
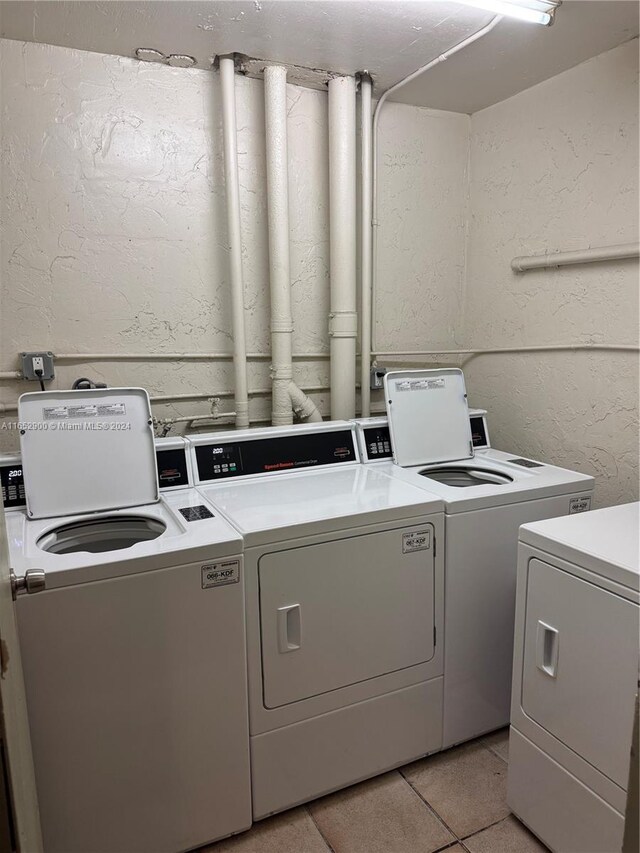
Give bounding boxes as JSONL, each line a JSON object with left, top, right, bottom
{"left": 464, "top": 40, "right": 639, "bottom": 507}
{"left": 1, "top": 38, "right": 637, "bottom": 508}
{"left": 375, "top": 103, "right": 469, "bottom": 353}
{"left": 0, "top": 38, "right": 469, "bottom": 448}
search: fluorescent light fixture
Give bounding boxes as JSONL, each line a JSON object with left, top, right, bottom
{"left": 455, "top": 0, "right": 561, "bottom": 26}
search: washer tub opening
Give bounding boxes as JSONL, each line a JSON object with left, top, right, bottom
{"left": 37, "top": 515, "right": 167, "bottom": 554}
{"left": 419, "top": 467, "right": 514, "bottom": 487}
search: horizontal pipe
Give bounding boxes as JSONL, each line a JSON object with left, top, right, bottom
{"left": 52, "top": 352, "right": 330, "bottom": 362}
{"left": 374, "top": 345, "right": 639, "bottom": 357}
{"left": 152, "top": 385, "right": 330, "bottom": 402}
{"left": 511, "top": 242, "right": 640, "bottom": 272}
{"left": 0, "top": 371, "right": 21, "bottom": 380}
{"left": 0, "top": 386, "right": 333, "bottom": 417}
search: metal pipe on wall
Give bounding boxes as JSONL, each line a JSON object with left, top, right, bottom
{"left": 264, "top": 64, "right": 294, "bottom": 425}
{"left": 263, "top": 65, "right": 322, "bottom": 424}
{"left": 359, "top": 73, "right": 373, "bottom": 418}
{"left": 328, "top": 75, "right": 358, "bottom": 420}
{"left": 219, "top": 55, "right": 250, "bottom": 429}
{"left": 511, "top": 242, "right": 640, "bottom": 272}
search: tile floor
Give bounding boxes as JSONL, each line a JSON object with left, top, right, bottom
{"left": 204, "top": 728, "right": 549, "bottom": 853}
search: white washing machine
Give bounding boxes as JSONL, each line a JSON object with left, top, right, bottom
{"left": 7, "top": 389, "right": 251, "bottom": 853}
{"left": 508, "top": 502, "right": 639, "bottom": 853}
{"left": 353, "top": 368, "right": 595, "bottom": 749}
{"left": 188, "top": 421, "right": 445, "bottom": 819}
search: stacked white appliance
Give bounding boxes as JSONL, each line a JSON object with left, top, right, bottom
{"left": 508, "top": 502, "right": 639, "bottom": 853}
{"left": 352, "top": 368, "right": 595, "bottom": 748}
{"left": 189, "top": 420, "right": 445, "bottom": 818}
{"left": 6, "top": 389, "right": 251, "bottom": 853}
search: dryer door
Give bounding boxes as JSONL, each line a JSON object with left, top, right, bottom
{"left": 522, "top": 558, "right": 638, "bottom": 788}
{"left": 259, "top": 525, "right": 435, "bottom": 709}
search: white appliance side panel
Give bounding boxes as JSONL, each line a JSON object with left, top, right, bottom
{"left": 508, "top": 728, "right": 624, "bottom": 853}
{"left": 522, "top": 558, "right": 638, "bottom": 788}
{"left": 443, "top": 494, "right": 583, "bottom": 748}
{"left": 251, "top": 677, "right": 443, "bottom": 819}
{"left": 17, "top": 560, "right": 251, "bottom": 853}
{"left": 259, "top": 526, "right": 435, "bottom": 708}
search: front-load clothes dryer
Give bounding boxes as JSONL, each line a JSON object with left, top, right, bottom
{"left": 508, "top": 503, "right": 639, "bottom": 853}
{"left": 189, "top": 421, "right": 445, "bottom": 819}
{"left": 8, "top": 389, "right": 251, "bottom": 853}
{"left": 354, "top": 370, "right": 595, "bottom": 749}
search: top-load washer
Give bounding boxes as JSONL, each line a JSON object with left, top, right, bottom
{"left": 508, "top": 503, "right": 639, "bottom": 853}
{"left": 353, "top": 369, "right": 595, "bottom": 749}
{"left": 189, "top": 420, "right": 445, "bottom": 819}
{"left": 7, "top": 389, "right": 251, "bottom": 853}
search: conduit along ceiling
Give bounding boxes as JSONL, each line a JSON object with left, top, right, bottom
{"left": 0, "top": 1, "right": 637, "bottom": 112}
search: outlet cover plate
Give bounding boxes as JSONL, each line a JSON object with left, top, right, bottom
{"left": 21, "top": 352, "right": 55, "bottom": 381}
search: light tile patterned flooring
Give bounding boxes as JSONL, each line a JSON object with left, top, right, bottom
{"left": 204, "top": 728, "right": 549, "bottom": 853}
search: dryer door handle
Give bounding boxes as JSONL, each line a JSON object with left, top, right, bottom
{"left": 277, "top": 604, "right": 302, "bottom": 653}
{"left": 536, "top": 620, "right": 559, "bottom": 678}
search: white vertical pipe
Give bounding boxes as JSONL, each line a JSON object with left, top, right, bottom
{"left": 359, "top": 74, "right": 373, "bottom": 417}
{"left": 328, "top": 75, "right": 358, "bottom": 420}
{"left": 219, "top": 55, "right": 250, "bottom": 429}
{"left": 264, "top": 65, "right": 294, "bottom": 426}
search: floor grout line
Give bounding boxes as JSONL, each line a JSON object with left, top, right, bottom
{"left": 304, "top": 804, "right": 336, "bottom": 853}
{"left": 397, "top": 765, "right": 462, "bottom": 844}
{"left": 460, "top": 813, "right": 512, "bottom": 841}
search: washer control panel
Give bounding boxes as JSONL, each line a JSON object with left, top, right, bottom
{"left": 0, "top": 444, "right": 191, "bottom": 510}
{"left": 356, "top": 412, "right": 490, "bottom": 462}
{"left": 363, "top": 425, "right": 392, "bottom": 459}
{"left": 194, "top": 428, "right": 357, "bottom": 482}
{"left": 156, "top": 447, "right": 190, "bottom": 489}
{"left": 0, "top": 460, "right": 25, "bottom": 509}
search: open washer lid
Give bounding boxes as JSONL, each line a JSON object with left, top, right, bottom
{"left": 19, "top": 388, "right": 159, "bottom": 519}
{"left": 384, "top": 369, "right": 474, "bottom": 468}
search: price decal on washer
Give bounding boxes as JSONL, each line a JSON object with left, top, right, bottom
{"left": 201, "top": 560, "right": 240, "bottom": 589}
{"left": 402, "top": 530, "right": 431, "bottom": 553}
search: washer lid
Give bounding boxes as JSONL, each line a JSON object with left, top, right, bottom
{"left": 384, "top": 369, "right": 474, "bottom": 467}
{"left": 19, "top": 388, "right": 159, "bottom": 519}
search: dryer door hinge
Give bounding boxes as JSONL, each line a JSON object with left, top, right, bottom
{"left": 433, "top": 537, "right": 436, "bottom": 558}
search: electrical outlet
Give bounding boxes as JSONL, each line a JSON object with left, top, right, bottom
{"left": 21, "top": 351, "right": 55, "bottom": 382}
{"left": 370, "top": 367, "right": 387, "bottom": 390}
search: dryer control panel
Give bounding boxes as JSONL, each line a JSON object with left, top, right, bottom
{"left": 192, "top": 427, "right": 358, "bottom": 483}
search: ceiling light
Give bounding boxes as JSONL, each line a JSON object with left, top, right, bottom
{"left": 455, "top": 0, "right": 561, "bottom": 26}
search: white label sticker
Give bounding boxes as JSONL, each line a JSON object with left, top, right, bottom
{"left": 395, "top": 379, "right": 445, "bottom": 392}
{"left": 43, "top": 406, "right": 68, "bottom": 420}
{"left": 402, "top": 530, "right": 431, "bottom": 553}
{"left": 97, "top": 403, "right": 127, "bottom": 417}
{"left": 67, "top": 405, "right": 98, "bottom": 419}
{"left": 201, "top": 559, "right": 240, "bottom": 589}
{"left": 569, "top": 496, "right": 591, "bottom": 514}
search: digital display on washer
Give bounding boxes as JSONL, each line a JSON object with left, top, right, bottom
{"left": 156, "top": 448, "right": 190, "bottom": 489}
{"left": 470, "top": 416, "right": 488, "bottom": 448}
{"left": 195, "top": 429, "right": 356, "bottom": 481}
{"left": 1, "top": 464, "right": 26, "bottom": 509}
{"left": 363, "top": 426, "right": 392, "bottom": 459}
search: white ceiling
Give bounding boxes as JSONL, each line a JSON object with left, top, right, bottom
{"left": 0, "top": 0, "right": 637, "bottom": 113}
